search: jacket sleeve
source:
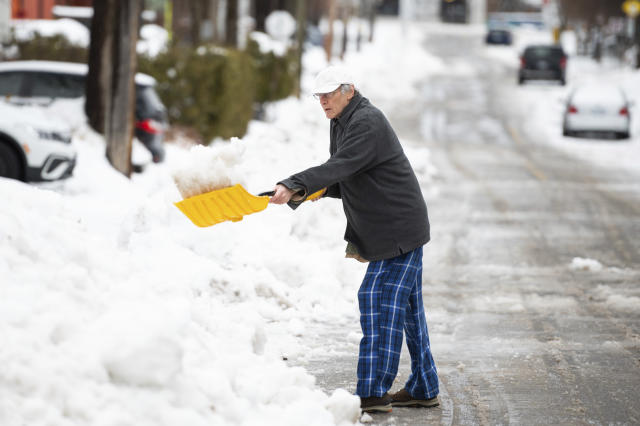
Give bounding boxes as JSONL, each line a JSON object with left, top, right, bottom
{"left": 281, "top": 116, "right": 383, "bottom": 196}
{"left": 325, "top": 183, "right": 341, "bottom": 199}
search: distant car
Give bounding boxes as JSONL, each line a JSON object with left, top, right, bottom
{"left": 0, "top": 102, "right": 76, "bottom": 182}
{"left": 519, "top": 45, "right": 567, "bottom": 85}
{"left": 562, "top": 84, "right": 632, "bottom": 139}
{"left": 0, "top": 60, "right": 168, "bottom": 163}
{"left": 485, "top": 29, "right": 512, "bottom": 45}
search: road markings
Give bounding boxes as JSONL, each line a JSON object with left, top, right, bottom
{"left": 506, "top": 124, "right": 548, "bottom": 181}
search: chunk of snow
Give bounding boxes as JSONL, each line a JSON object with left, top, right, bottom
{"left": 324, "top": 389, "right": 361, "bottom": 425}
{"left": 569, "top": 257, "right": 603, "bottom": 272}
{"left": 171, "top": 140, "right": 246, "bottom": 199}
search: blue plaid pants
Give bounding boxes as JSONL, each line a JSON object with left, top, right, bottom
{"left": 356, "top": 246, "right": 439, "bottom": 399}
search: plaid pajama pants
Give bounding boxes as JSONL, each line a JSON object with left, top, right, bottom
{"left": 356, "top": 246, "right": 439, "bottom": 399}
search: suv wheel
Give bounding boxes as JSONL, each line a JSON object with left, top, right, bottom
{"left": 0, "top": 141, "right": 23, "bottom": 180}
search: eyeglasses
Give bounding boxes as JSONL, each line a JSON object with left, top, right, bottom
{"left": 313, "top": 88, "right": 340, "bottom": 100}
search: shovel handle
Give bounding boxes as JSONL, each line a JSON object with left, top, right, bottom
{"left": 258, "top": 188, "right": 325, "bottom": 200}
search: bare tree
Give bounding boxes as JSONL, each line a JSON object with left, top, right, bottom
{"left": 86, "top": 0, "right": 141, "bottom": 177}
{"left": 325, "top": 0, "right": 337, "bottom": 61}
{"left": 226, "top": 0, "right": 238, "bottom": 46}
{"left": 294, "top": 0, "right": 306, "bottom": 97}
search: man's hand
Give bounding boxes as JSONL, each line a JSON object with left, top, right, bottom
{"left": 269, "top": 184, "right": 296, "bottom": 204}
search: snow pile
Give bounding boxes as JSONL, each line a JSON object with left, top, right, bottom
{"left": 569, "top": 257, "right": 604, "bottom": 272}
{"left": 0, "top": 120, "right": 363, "bottom": 425}
{"left": 172, "top": 140, "right": 247, "bottom": 199}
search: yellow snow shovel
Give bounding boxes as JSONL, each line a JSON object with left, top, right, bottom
{"left": 174, "top": 184, "right": 325, "bottom": 228}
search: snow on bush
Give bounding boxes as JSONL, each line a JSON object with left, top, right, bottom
{"left": 10, "top": 18, "right": 90, "bottom": 47}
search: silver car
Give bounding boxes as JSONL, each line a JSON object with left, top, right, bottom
{"left": 562, "top": 84, "right": 632, "bottom": 139}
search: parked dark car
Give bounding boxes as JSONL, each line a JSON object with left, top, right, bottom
{"left": 518, "top": 45, "right": 567, "bottom": 86}
{"left": 485, "top": 29, "right": 512, "bottom": 45}
{"left": 0, "top": 60, "right": 167, "bottom": 162}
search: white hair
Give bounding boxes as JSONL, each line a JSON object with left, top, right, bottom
{"left": 339, "top": 83, "right": 354, "bottom": 94}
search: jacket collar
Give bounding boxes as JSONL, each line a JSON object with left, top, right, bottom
{"left": 333, "top": 91, "right": 364, "bottom": 127}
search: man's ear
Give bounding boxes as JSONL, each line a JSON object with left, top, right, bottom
{"left": 347, "top": 85, "right": 355, "bottom": 100}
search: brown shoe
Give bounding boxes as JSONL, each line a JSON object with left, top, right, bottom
{"left": 391, "top": 388, "right": 439, "bottom": 408}
{"left": 360, "top": 393, "right": 393, "bottom": 413}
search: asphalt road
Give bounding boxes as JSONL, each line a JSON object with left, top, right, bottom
{"left": 295, "top": 26, "right": 640, "bottom": 425}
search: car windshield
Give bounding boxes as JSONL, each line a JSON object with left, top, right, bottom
{"left": 0, "top": 72, "right": 25, "bottom": 97}
{"left": 524, "top": 47, "right": 564, "bottom": 60}
{"left": 24, "top": 72, "right": 86, "bottom": 98}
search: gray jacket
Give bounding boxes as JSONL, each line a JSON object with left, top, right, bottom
{"left": 279, "top": 92, "right": 430, "bottom": 261}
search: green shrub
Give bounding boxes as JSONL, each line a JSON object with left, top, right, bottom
{"left": 7, "top": 31, "right": 88, "bottom": 63}
{"left": 138, "top": 45, "right": 257, "bottom": 143}
{"left": 246, "top": 38, "right": 298, "bottom": 103}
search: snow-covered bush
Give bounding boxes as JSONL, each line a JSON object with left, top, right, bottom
{"left": 138, "top": 38, "right": 299, "bottom": 144}
{"left": 247, "top": 34, "right": 298, "bottom": 104}
{"left": 3, "top": 31, "right": 87, "bottom": 63}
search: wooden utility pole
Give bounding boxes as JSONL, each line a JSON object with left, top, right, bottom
{"left": 106, "top": 0, "right": 141, "bottom": 176}
{"left": 86, "top": 0, "right": 115, "bottom": 135}
{"left": 340, "top": 4, "right": 349, "bottom": 60}
{"left": 86, "top": 0, "right": 141, "bottom": 177}
{"left": 367, "top": 0, "right": 378, "bottom": 42}
{"left": 225, "top": 0, "right": 238, "bottom": 46}
{"left": 295, "top": 0, "right": 306, "bottom": 97}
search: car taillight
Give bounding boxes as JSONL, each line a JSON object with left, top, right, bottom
{"left": 568, "top": 105, "right": 578, "bottom": 114}
{"left": 619, "top": 107, "right": 629, "bottom": 116}
{"left": 560, "top": 57, "right": 567, "bottom": 69}
{"left": 136, "top": 118, "right": 164, "bottom": 134}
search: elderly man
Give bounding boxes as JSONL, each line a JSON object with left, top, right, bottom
{"left": 269, "top": 66, "right": 439, "bottom": 413}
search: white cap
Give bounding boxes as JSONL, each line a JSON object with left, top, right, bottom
{"left": 311, "top": 65, "right": 355, "bottom": 94}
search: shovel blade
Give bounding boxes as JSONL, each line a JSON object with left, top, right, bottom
{"left": 174, "top": 184, "right": 269, "bottom": 227}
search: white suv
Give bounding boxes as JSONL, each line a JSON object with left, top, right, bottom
{"left": 0, "top": 102, "right": 77, "bottom": 181}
